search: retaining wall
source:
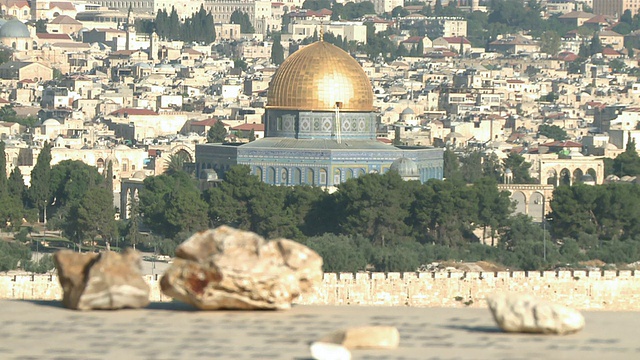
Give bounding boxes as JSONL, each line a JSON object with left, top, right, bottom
{"left": 3, "top": 270, "right": 640, "bottom": 310}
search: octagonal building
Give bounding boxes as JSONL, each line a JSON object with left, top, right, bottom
{"left": 195, "top": 39, "right": 443, "bottom": 188}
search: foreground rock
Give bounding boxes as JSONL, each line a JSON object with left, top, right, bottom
{"left": 54, "top": 250, "right": 150, "bottom": 310}
{"left": 318, "top": 326, "right": 400, "bottom": 349}
{"left": 310, "top": 342, "right": 351, "bottom": 360}
{"left": 160, "top": 226, "right": 323, "bottom": 310}
{"left": 487, "top": 293, "right": 585, "bottom": 335}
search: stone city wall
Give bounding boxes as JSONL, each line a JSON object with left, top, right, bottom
{"left": 2, "top": 270, "right": 640, "bottom": 310}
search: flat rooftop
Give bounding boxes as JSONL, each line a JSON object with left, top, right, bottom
{"left": 0, "top": 300, "right": 638, "bottom": 359}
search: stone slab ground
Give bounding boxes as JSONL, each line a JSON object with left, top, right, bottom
{"left": 0, "top": 300, "right": 638, "bottom": 360}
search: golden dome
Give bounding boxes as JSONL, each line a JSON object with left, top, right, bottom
{"left": 267, "top": 41, "right": 374, "bottom": 112}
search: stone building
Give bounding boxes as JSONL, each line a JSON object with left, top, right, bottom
{"left": 196, "top": 37, "right": 443, "bottom": 189}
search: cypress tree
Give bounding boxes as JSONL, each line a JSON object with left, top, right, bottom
{"left": 28, "top": 142, "right": 52, "bottom": 223}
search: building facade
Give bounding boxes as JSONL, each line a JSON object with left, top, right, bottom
{"left": 196, "top": 39, "right": 443, "bottom": 189}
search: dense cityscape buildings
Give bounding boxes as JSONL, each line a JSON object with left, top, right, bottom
{"left": 4, "top": 0, "right": 640, "bottom": 272}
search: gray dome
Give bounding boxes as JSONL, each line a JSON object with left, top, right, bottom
{"left": 390, "top": 157, "right": 419, "bottom": 177}
{"left": 401, "top": 107, "right": 415, "bottom": 115}
{"left": 0, "top": 20, "right": 30, "bottom": 38}
{"left": 0, "top": 19, "right": 7, "bottom": 28}
{"left": 581, "top": 174, "right": 595, "bottom": 182}
{"left": 200, "top": 169, "right": 219, "bottom": 181}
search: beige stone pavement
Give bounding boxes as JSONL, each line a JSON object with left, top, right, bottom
{"left": 1, "top": 300, "right": 639, "bottom": 360}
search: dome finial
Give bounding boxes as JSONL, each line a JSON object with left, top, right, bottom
{"left": 319, "top": 25, "right": 324, "bottom": 42}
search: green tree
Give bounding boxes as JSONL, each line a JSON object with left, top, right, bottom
{"left": 271, "top": 35, "right": 285, "bottom": 65}
{"left": 540, "top": 30, "right": 561, "bottom": 56}
{"left": 230, "top": 10, "right": 255, "bottom": 33}
{"left": 139, "top": 171, "right": 208, "bottom": 239}
{"left": 613, "top": 140, "right": 640, "bottom": 176}
{"left": 207, "top": 121, "right": 227, "bottom": 143}
{"left": 304, "top": 234, "right": 369, "bottom": 272}
{"left": 443, "top": 148, "right": 462, "bottom": 181}
{"left": 125, "top": 195, "right": 142, "bottom": 250}
{"left": 0, "top": 141, "right": 6, "bottom": 196}
{"left": 71, "top": 187, "right": 116, "bottom": 251}
{"left": 27, "top": 142, "right": 52, "bottom": 223}
{"left": 473, "top": 177, "right": 513, "bottom": 245}
{"left": 165, "top": 152, "right": 189, "bottom": 175}
{"left": 334, "top": 171, "right": 415, "bottom": 245}
{"left": 105, "top": 160, "right": 114, "bottom": 193}
{"left": 503, "top": 153, "right": 534, "bottom": 183}
{"left": 538, "top": 124, "right": 568, "bottom": 140}
{"left": 589, "top": 33, "right": 603, "bottom": 55}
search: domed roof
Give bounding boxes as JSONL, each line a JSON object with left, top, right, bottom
{"left": 0, "top": 19, "right": 7, "bottom": 28}
{"left": 131, "top": 170, "right": 146, "bottom": 180}
{"left": 267, "top": 40, "right": 374, "bottom": 112}
{"left": 42, "top": 118, "right": 61, "bottom": 126}
{"left": 115, "top": 144, "right": 130, "bottom": 150}
{"left": 390, "top": 157, "right": 419, "bottom": 177}
{"left": 401, "top": 107, "right": 415, "bottom": 115}
{"left": 0, "top": 20, "right": 30, "bottom": 38}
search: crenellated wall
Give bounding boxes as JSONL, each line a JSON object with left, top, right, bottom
{"left": 3, "top": 270, "right": 640, "bottom": 310}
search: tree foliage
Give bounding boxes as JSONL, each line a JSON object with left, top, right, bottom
{"left": 154, "top": 5, "right": 216, "bottom": 43}
{"left": 538, "top": 124, "right": 568, "bottom": 141}
{"left": 207, "top": 121, "right": 227, "bottom": 143}
{"left": 230, "top": 10, "right": 255, "bottom": 33}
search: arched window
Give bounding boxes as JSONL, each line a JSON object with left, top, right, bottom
{"left": 254, "top": 166, "right": 263, "bottom": 180}
{"left": 319, "top": 169, "right": 327, "bottom": 186}
{"left": 267, "top": 167, "right": 276, "bottom": 184}
{"left": 306, "top": 168, "right": 315, "bottom": 185}
{"left": 294, "top": 168, "right": 302, "bottom": 185}
{"left": 280, "top": 168, "right": 288, "bottom": 185}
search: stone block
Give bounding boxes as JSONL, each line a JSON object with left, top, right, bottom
{"left": 371, "top": 273, "right": 386, "bottom": 280}
{"left": 603, "top": 270, "right": 617, "bottom": 278}
{"left": 526, "top": 271, "right": 541, "bottom": 278}
{"left": 511, "top": 271, "right": 525, "bottom": 278}
{"left": 572, "top": 271, "right": 586, "bottom": 279}
{"left": 449, "top": 272, "right": 464, "bottom": 279}
{"left": 355, "top": 273, "right": 370, "bottom": 280}
{"left": 418, "top": 272, "right": 433, "bottom": 279}
{"left": 465, "top": 272, "right": 480, "bottom": 279}
{"left": 496, "top": 272, "right": 510, "bottom": 279}
{"left": 557, "top": 271, "right": 572, "bottom": 278}
{"left": 387, "top": 272, "right": 401, "bottom": 280}
{"left": 480, "top": 272, "right": 495, "bottom": 279}
{"left": 324, "top": 273, "right": 338, "bottom": 281}
{"left": 587, "top": 271, "right": 601, "bottom": 278}
{"left": 618, "top": 270, "right": 632, "bottom": 278}
{"left": 402, "top": 272, "right": 418, "bottom": 280}
{"left": 339, "top": 273, "right": 354, "bottom": 280}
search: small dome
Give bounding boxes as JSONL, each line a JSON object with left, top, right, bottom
{"left": 580, "top": 174, "right": 595, "bottom": 182}
{"left": 505, "top": 168, "right": 513, "bottom": 174}
{"left": 115, "top": 144, "right": 130, "bottom": 150}
{"left": 134, "top": 62, "right": 151, "bottom": 69}
{"left": 390, "top": 157, "right": 419, "bottom": 178}
{"left": 42, "top": 118, "right": 61, "bottom": 126}
{"left": 131, "top": 170, "right": 146, "bottom": 180}
{"left": 605, "top": 143, "right": 619, "bottom": 150}
{"left": 446, "top": 131, "right": 464, "bottom": 139}
{"left": 200, "top": 169, "right": 219, "bottom": 181}
{"left": 0, "top": 19, "right": 7, "bottom": 28}
{"left": 0, "top": 20, "right": 30, "bottom": 38}
{"left": 401, "top": 107, "right": 415, "bottom": 115}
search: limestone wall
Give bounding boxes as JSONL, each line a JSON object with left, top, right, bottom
{"left": 3, "top": 270, "right": 640, "bottom": 310}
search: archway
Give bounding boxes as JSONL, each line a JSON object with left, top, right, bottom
{"left": 559, "top": 168, "right": 571, "bottom": 186}
{"left": 280, "top": 168, "right": 288, "bottom": 185}
{"left": 587, "top": 168, "right": 597, "bottom": 180}
{"left": 512, "top": 191, "right": 526, "bottom": 215}
{"left": 573, "top": 168, "right": 584, "bottom": 184}
{"left": 267, "top": 167, "right": 276, "bottom": 184}
{"left": 333, "top": 169, "right": 341, "bottom": 185}
{"left": 529, "top": 192, "right": 545, "bottom": 222}
{"left": 254, "top": 166, "right": 263, "bottom": 180}
{"left": 293, "top": 168, "right": 302, "bottom": 185}
{"left": 546, "top": 169, "right": 557, "bottom": 186}
{"left": 306, "top": 168, "right": 315, "bottom": 185}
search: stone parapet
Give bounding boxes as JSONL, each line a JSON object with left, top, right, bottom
{"left": 3, "top": 271, "right": 640, "bottom": 310}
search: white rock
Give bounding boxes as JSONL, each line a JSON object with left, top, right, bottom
{"left": 310, "top": 342, "right": 351, "bottom": 360}
{"left": 319, "top": 326, "right": 400, "bottom": 349}
{"left": 486, "top": 293, "right": 585, "bottom": 335}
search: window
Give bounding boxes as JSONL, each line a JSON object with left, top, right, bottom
{"left": 267, "top": 167, "right": 276, "bottom": 184}
{"left": 306, "top": 168, "right": 315, "bottom": 185}
{"left": 294, "top": 168, "right": 302, "bottom": 184}
{"left": 319, "top": 169, "right": 327, "bottom": 186}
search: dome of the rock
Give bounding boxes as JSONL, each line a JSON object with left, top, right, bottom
{"left": 267, "top": 40, "right": 374, "bottom": 112}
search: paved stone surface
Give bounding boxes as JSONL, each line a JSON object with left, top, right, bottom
{"left": 1, "top": 300, "right": 639, "bottom": 359}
